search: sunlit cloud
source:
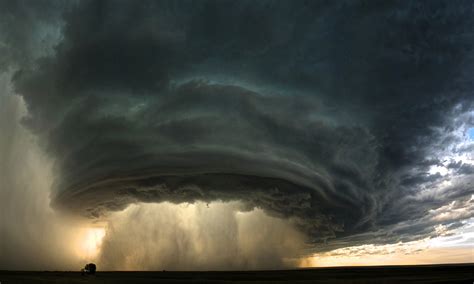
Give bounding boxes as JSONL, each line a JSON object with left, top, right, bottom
{"left": 301, "top": 220, "right": 474, "bottom": 267}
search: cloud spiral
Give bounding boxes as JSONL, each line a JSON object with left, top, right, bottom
{"left": 2, "top": 0, "right": 474, "bottom": 256}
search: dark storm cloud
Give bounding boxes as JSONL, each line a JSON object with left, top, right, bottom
{"left": 6, "top": 0, "right": 474, "bottom": 248}
{"left": 0, "top": 0, "right": 70, "bottom": 71}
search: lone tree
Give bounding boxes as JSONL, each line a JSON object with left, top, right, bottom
{"left": 81, "top": 263, "right": 97, "bottom": 275}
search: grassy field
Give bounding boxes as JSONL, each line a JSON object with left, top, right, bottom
{"left": 1, "top": 264, "right": 473, "bottom": 283}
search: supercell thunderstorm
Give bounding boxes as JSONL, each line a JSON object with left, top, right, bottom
{"left": 1, "top": 0, "right": 474, "bottom": 268}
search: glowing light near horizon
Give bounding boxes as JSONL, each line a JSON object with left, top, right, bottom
{"left": 301, "top": 232, "right": 474, "bottom": 267}
{"left": 75, "top": 227, "right": 106, "bottom": 261}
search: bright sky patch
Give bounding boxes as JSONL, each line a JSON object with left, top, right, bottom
{"left": 468, "top": 128, "right": 474, "bottom": 140}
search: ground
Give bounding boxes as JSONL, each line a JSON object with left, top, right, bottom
{"left": 1, "top": 264, "right": 473, "bottom": 283}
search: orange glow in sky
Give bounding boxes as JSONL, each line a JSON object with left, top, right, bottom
{"left": 75, "top": 226, "right": 106, "bottom": 261}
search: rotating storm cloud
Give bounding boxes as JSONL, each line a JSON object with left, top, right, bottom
{"left": 0, "top": 0, "right": 473, "bottom": 270}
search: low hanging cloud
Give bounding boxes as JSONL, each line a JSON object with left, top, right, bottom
{"left": 2, "top": 0, "right": 474, "bottom": 267}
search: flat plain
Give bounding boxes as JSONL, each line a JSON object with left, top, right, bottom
{"left": 1, "top": 263, "right": 473, "bottom": 284}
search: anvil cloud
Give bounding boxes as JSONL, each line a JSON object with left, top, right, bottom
{"left": 2, "top": 0, "right": 474, "bottom": 261}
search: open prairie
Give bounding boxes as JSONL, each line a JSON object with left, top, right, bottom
{"left": 1, "top": 264, "right": 473, "bottom": 284}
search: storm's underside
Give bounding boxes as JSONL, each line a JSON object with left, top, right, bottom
{"left": 1, "top": 0, "right": 474, "bottom": 260}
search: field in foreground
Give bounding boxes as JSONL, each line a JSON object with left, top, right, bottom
{"left": 1, "top": 264, "right": 473, "bottom": 284}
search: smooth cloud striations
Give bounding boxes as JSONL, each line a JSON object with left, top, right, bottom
{"left": 1, "top": 0, "right": 474, "bottom": 267}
